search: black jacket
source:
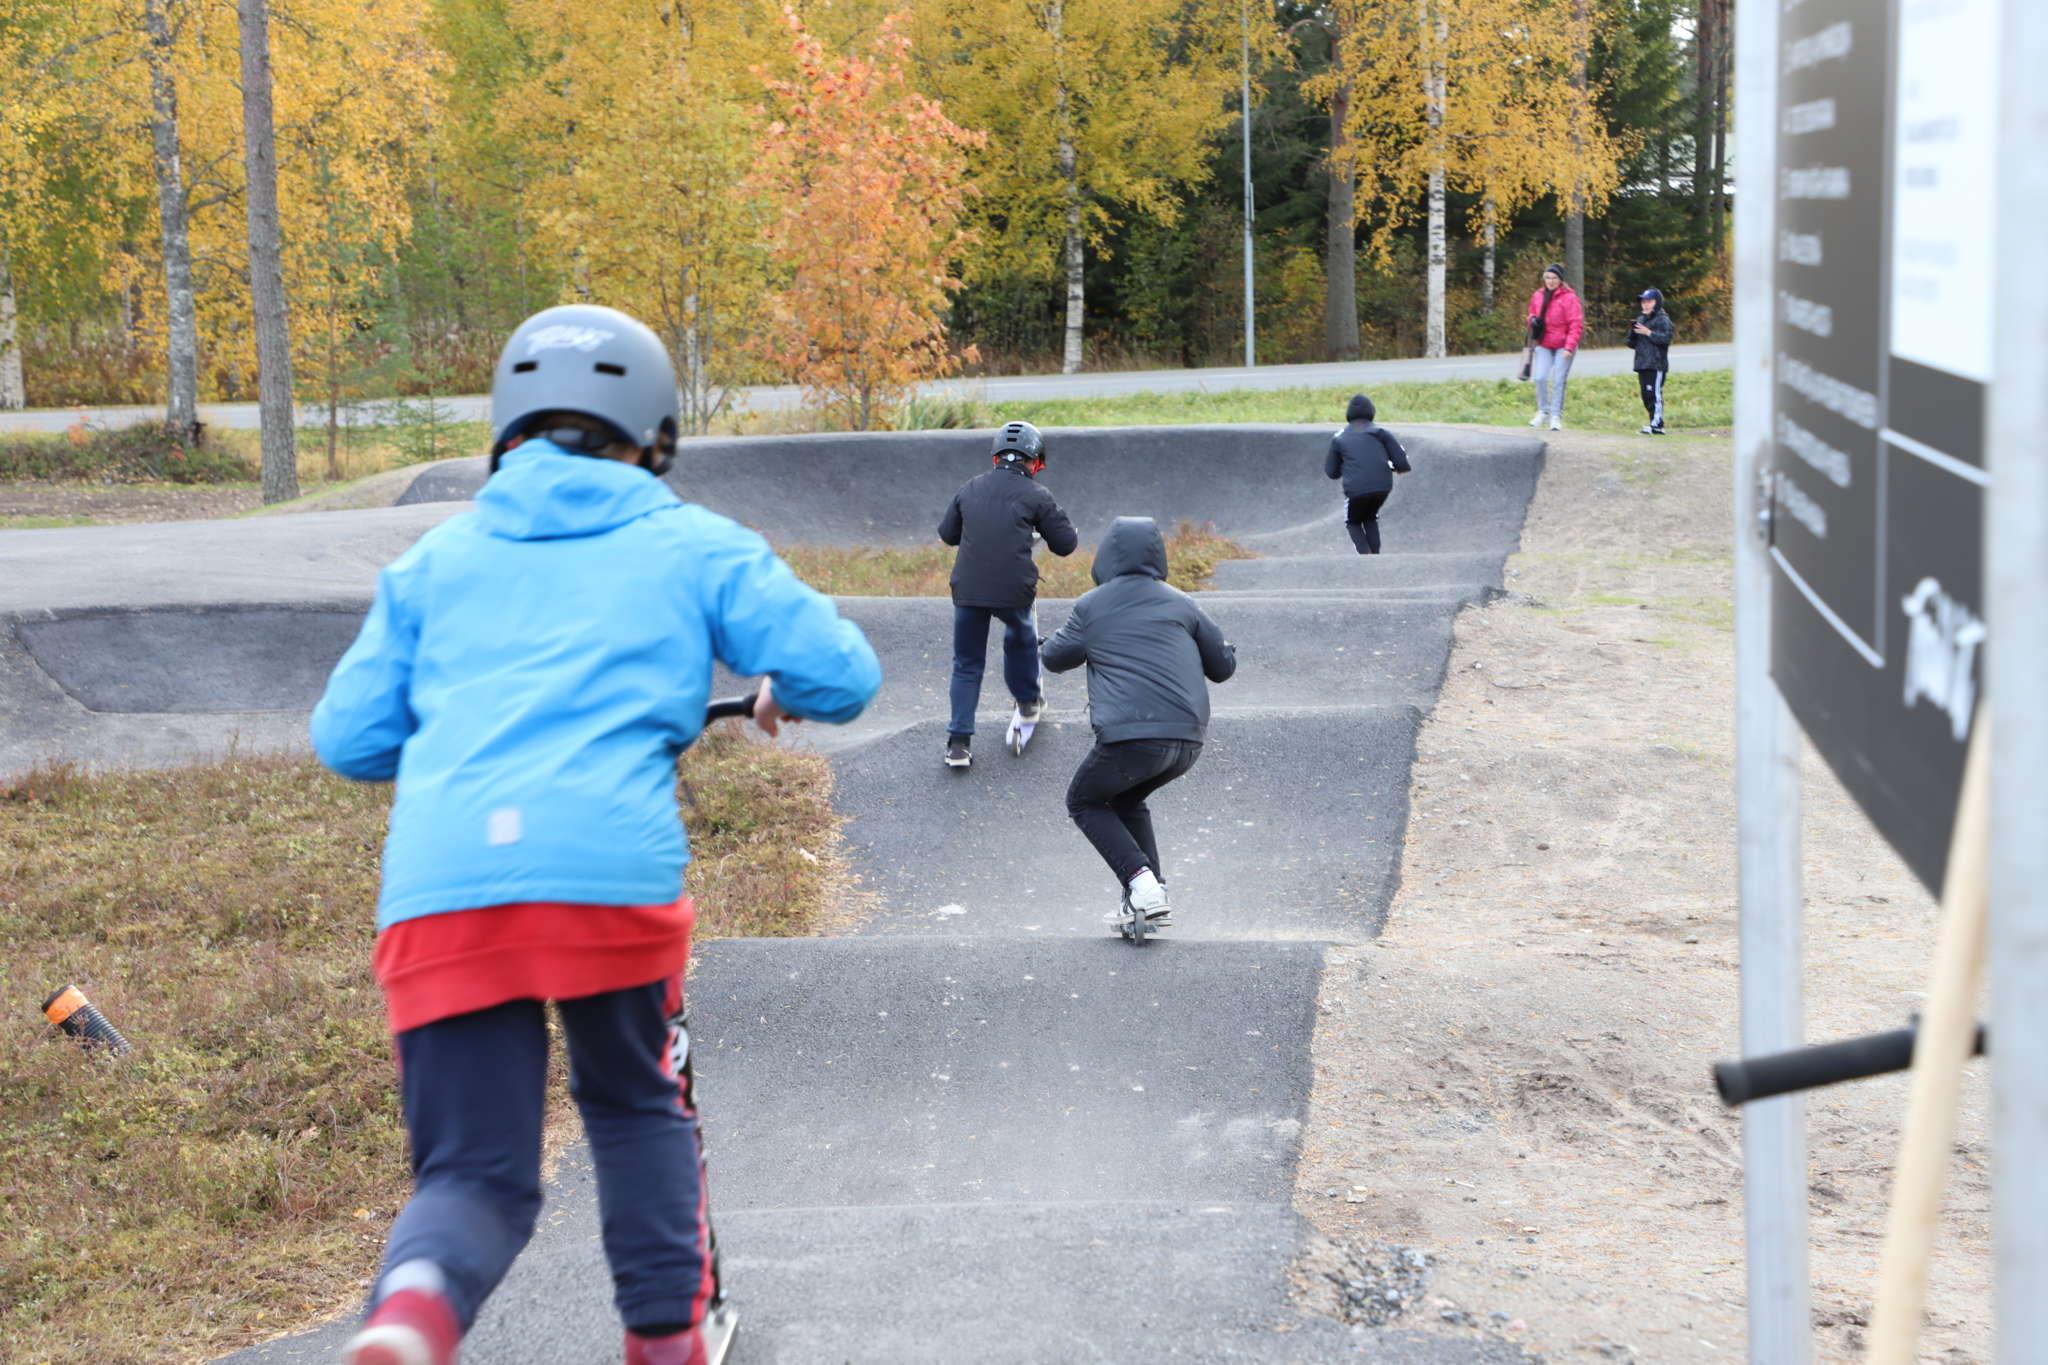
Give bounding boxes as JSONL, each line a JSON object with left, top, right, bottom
{"left": 938, "top": 466, "right": 1078, "bottom": 609}
{"left": 1324, "top": 421, "right": 1411, "bottom": 498}
{"left": 1628, "top": 307, "right": 1674, "bottom": 372}
{"left": 1040, "top": 517, "right": 1236, "bottom": 744}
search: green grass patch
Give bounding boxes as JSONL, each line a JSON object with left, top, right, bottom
{"left": 973, "top": 369, "right": 1733, "bottom": 434}
{"left": 0, "top": 514, "right": 95, "bottom": 530}
{"left": 0, "top": 727, "right": 846, "bottom": 1358}
{"left": 780, "top": 521, "right": 1253, "bottom": 598}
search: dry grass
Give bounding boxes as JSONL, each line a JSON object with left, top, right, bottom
{"left": 781, "top": 520, "right": 1255, "bottom": 598}
{"left": 0, "top": 726, "right": 846, "bottom": 1361}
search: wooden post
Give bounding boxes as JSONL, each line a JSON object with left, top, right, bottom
{"left": 1866, "top": 719, "right": 1993, "bottom": 1363}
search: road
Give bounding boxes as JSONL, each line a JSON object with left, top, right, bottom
{"left": 0, "top": 342, "right": 1732, "bottom": 434}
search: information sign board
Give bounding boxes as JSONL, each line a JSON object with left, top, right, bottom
{"left": 1769, "top": 0, "right": 1994, "bottom": 892}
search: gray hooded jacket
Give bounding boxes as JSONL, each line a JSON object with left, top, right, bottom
{"left": 1040, "top": 517, "right": 1236, "bottom": 744}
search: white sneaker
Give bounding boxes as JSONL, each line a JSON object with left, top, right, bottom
{"left": 1126, "top": 869, "right": 1169, "bottom": 918}
{"left": 1548, "top": 415, "right": 1563, "bottom": 432}
{"left": 1528, "top": 411, "right": 1546, "bottom": 427}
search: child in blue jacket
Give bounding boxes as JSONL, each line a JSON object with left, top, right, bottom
{"left": 314, "top": 305, "right": 880, "bottom": 1365}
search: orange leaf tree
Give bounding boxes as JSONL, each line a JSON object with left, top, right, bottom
{"left": 752, "top": 10, "right": 981, "bottom": 431}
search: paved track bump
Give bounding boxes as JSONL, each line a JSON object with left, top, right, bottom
{"left": 0, "top": 425, "right": 1542, "bottom": 1360}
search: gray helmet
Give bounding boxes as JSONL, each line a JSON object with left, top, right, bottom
{"left": 488, "top": 304, "right": 680, "bottom": 474}
{"left": 992, "top": 420, "right": 1045, "bottom": 467}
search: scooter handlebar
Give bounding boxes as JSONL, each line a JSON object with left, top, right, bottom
{"left": 704, "top": 694, "right": 759, "bottom": 723}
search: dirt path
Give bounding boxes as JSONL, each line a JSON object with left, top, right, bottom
{"left": 0, "top": 481, "right": 260, "bottom": 524}
{"left": 1294, "top": 429, "right": 1990, "bottom": 1362}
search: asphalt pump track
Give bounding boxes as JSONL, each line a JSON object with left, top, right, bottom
{"left": 0, "top": 425, "right": 1542, "bottom": 1361}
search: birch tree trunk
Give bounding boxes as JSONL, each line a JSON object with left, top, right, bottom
{"left": 1050, "top": 0, "right": 1084, "bottom": 375}
{"left": 1481, "top": 202, "right": 1496, "bottom": 312}
{"left": 0, "top": 245, "right": 24, "bottom": 410}
{"left": 238, "top": 0, "right": 299, "bottom": 503}
{"left": 1060, "top": 135, "right": 1083, "bottom": 375}
{"left": 1323, "top": 72, "right": 1360, "bottom": 360}
{"left": 1423, "top": 2, "right": 1448, "bottom": 359}
{"left": 143, "top": 0, "right": 200, "bottom": 443}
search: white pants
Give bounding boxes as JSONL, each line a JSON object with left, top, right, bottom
{"left": 1531, "top": 346, "right": 1574, "bottom": 417}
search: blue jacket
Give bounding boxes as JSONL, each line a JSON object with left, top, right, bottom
{"left": 311, "top": 443, "right": 881, "bottom": 930}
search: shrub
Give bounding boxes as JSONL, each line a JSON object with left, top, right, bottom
{"left": 0, "top": 421, "right": 251, "bottom": 484}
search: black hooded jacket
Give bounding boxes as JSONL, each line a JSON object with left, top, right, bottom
{"left": 1040, "top": 517, "right": 1236, "bottom": 744}
{"left": 1324, "top": 422, "right": 1411, "bottom": 497}
{"left": 1629, "top": 305, "right": 1674, "bottom": 373}
{"left": 938, "top": 464, "right": 1079, "bottom": 609}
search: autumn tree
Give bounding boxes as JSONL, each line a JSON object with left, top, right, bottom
{"left": 914, "top": 0, "right": 1255, "bottom": 374}
{"left": 504, "top": 1, "right": 785, "bottom": 433}
{"left": 751, "top": 10, "right": 979, "bottom": 430}
{"left": 0, "top": 2, "right": 101, "bottom": 409}
{"left": 89, "top": 0, "right": 436, "bottom": 423}
{"left": 1328, "top": 0, "right": 1620, "bottom": 357}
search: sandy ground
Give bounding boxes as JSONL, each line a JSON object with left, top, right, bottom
{"left": 1293, "top": 429, "right": 1990, "bottom": 1362}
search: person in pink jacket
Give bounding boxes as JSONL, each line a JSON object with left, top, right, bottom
{"left": 1525, "top": 263, "right": 1584, "bottom": 432}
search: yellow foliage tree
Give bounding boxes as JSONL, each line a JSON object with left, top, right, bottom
{"left": 94, "top": 0, "right": 438, "bottom": 408}
{"left": 1321, "top": 0, "right": 1620, "bottom": 357}
{"left": 913, "top": 0, "right": 1256, "bottom": 374}
{"left": 751, "top": 10, "right": 980, "bottom": 430}
{"left": 0, "top": 1, "right": 103, "bottom": 408}
{"left": 502, "top": 0, "right": 789, "bottom": 434}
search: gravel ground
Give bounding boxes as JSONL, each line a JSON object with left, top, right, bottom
{"left": 1292, "top": 428, "right": 1990, "bottom": 1363}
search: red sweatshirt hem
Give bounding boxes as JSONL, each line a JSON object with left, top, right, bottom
{"left": 373, "top": 899, "right": 696, "bottom": 1035}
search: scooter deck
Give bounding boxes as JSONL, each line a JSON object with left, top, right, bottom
{"left": 1005, "top": 706, "right": 1038, "bottom": 756}
{"left": 703, "top": 1302, "right": 738, "bottom": 1365}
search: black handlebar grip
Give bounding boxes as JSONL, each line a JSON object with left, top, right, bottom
{"left": 704, "top": 694, "right": 758, "bottom": 722}
{"left": 1713, "top": 1021, "right": 1987, "bottom": 1107}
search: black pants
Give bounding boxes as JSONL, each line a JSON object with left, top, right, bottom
{"left": 1638, "top": 369, "right": 1666, "bottom": 429}
{"left": 1065, "top": 738, "right": 1203, "bottom": 887}
{"left": 1345, "top": 491, "right": 1390, "bottom": 555}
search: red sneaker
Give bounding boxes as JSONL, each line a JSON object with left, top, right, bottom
{"left": 341, "top": 1286, "right": 461, "bottom": 1365}
{"left": 624, "top": 1326, "right": 708, "bottom": 1365}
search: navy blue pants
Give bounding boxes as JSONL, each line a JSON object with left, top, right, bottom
{"left": 373, "top": 974, "right": 718, "bottom": 1335}
{"left": 949, "top": 604, "right": 1040, "bottom": 738}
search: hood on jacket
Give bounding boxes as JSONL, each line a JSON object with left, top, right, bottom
{"left": 476, "top": 440, "right": 679, "bottom": 541}
{"left": 1346, "top": 393, "right": 1376, "bottom": 422}
{"left": 1092, "top": 515, "right": 1168, "bottom": 585}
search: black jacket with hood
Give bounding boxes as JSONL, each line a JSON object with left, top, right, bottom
{"left": 1628, "top": 301, "right": 1674, "bottom": 372}
{"left": 1324, "top": 420, "right": 1412, "bottom": 498}
{"left": 1040, "top": 516, "right": 1236, "bottom": 744}
{"left": 1327, "top": 397, "right": 1409, "bottom": 499}
{"left": 938, "top": 464, "right": 1079, "bottom": 610}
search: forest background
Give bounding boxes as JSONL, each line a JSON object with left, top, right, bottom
{"left": 0, "top": 0, "right": 1731, "bottom": 431}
